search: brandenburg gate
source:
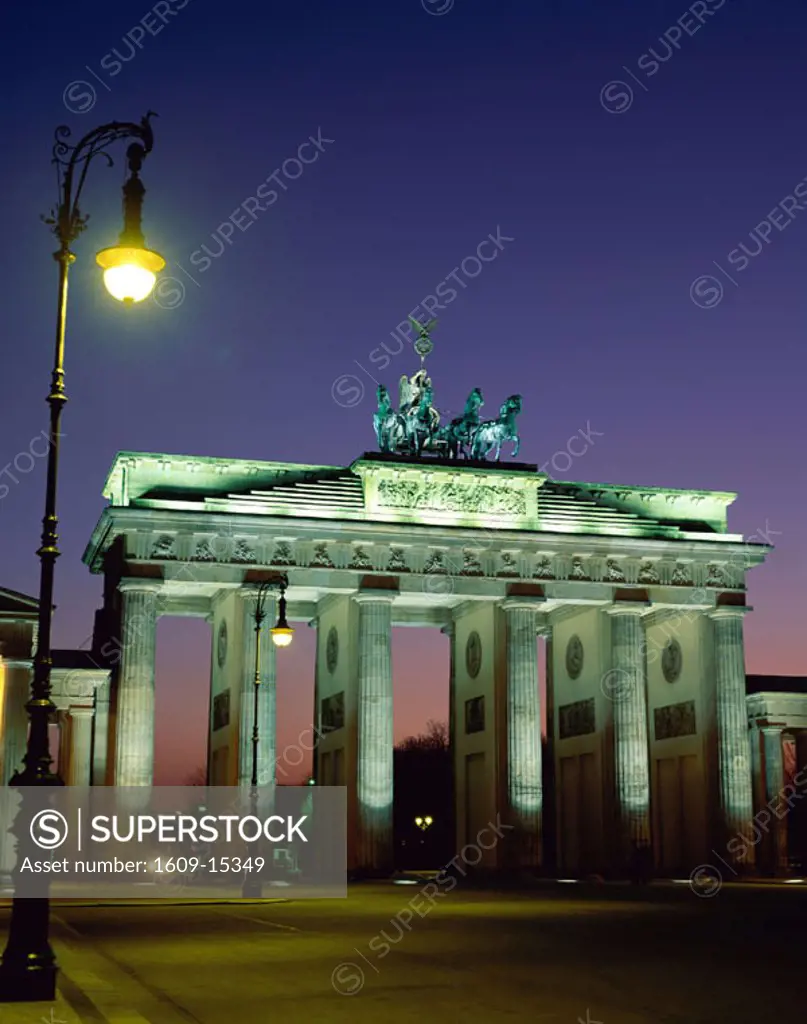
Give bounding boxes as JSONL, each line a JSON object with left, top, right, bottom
{"left": 3, "top": 321, "right": 771, "bottom": 878}
{"left": 79, "top": 406, "right": 769, "bottom": 877}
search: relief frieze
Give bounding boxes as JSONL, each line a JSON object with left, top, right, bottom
{"left": 377, "top": 479, "right": 527, "bottom": 516}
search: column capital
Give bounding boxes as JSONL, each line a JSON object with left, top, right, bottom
{"left": 604, "top": 601, "right": 650, "bottom": 617}
{"left": 707, "top": 606, "right": 752, "bottom": 620}
{"left": 354, "top": 589, "right": 397, "bottom": 605}
{"left": 760, "top": 724, "right": 783, "bottom": 737}
{"left": 68, "top": 706, "right": 95, "bottom": 719}
{"left": 118, "top": 577, "right": 163, "bottom": 595}
{"left": 237, "top": 585, "right": 279, "bottom": 604}
{"left": 500, "top": 597, "right": 543, "bottom": 613}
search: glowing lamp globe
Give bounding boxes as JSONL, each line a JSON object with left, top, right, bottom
{"left": 271, "top": 586, "right": 293, "bottom": 647}
{"left": 270, "top": 625, "right": 294, "bottom": 648}
{"left": 96, "top": 245, "right": 165, "bottom": 303}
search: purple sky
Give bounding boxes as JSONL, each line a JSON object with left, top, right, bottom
{"left": 1, "top": 0, "right": 806, "bottom": 783}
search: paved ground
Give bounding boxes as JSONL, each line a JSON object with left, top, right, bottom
{"left": 0, "top": 882, "right": 804, "bottom": 1023}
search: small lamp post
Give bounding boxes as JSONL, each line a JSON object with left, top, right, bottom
{"left": 242, "top": 575, "right": 292, "bottom": 898}
{"left": 0, "top": 113, "right": 164, "bottom": 1004}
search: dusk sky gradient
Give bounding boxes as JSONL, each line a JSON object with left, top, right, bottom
{"left": 1, "top": 0, "right": 805, "bottom": 783}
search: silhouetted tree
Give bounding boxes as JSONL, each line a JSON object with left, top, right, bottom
{"left": 396, "top": 719, "right": 449, "bottom": 752}
{"left": 394, "top": 720, "right": 452, "bottom": 868}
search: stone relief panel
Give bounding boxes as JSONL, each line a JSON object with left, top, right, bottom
{"left": 533, "top": 555, "right": 555, "bottom": 580}
{"left": 326, "top": 626, "right": 339, "bottom": 674}
{"left": 461, "top": 550, "right": 484, "bottom": 576}
{"left": 423, "top": 550, "right": 448, "bottom": 574}
{"left": 559, "top": 697, "right": 595, "bottom": 740}
{"left": 465, "top": 631, "right": 482, "bottom": 679}
{"left": 569, "top": 557, "right": 590, "bottom": 581}
{"left": 321, "top": 692, "right": 345, "bottom": 733}
{"left": 565, "top": 635, "right": 584, "bottom": 679}
{"left": 654, "top": 700, "right": 696, "bottom": 741}
{"left": 348, "top": 545, "right": 373, "bottom": 570}
{"left": 605, "top": 558, "right": 626, "bottom": 583}
{"left": 212, "top": 690, "right": 230, "bottom": 731}
{"left": 497, "top": 552, "right": 520, "bottom": 577}
{"left": 705, "top": 563, "right": 726, "bottom": 588}
{"left": 150, "top": 534, "right": 176, "bottom": 559}
{"left": 310, "top": 542, "right": 335, "bottom": 568}
{"left": 464, "top": 696, "right": 485, "bottom": 734}
{"left": 232, "top": 539, "right": 256, "bottom": 563}
{"left": 661, "top": 638, "right": 683, "bottom": 683}
{"left": 638, "top": 560, "right": 660, "bottom": 584}
{"left": 377, "top": 479, "right": 527, "bottom": 516}
{"left": 387, "top": 546, "right": 410, "bottom": 572}
{"left": 270, "top": 541, "right": 296, "bottom": 566}
{"left": 670, "top": 563, "right": 693, "bottom": 585}
{"left": 194, "top": 537, "right": 217, "bottom": 562}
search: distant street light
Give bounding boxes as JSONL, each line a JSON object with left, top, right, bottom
{"left": 0, "top": 114, "right": 163, "bottom": 1004}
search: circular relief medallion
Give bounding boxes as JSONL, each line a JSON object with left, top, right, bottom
{"left": 217, "top": 620, "right": 228, "bottom": 668}
{"left": 662, "top": 638, "right": 682, "bottom": 683}
{"left": 326, "top": 626, "right": 339, "bottom": 674}
{"left": 566, "top": 634, "right": 584, "bottom": 679}
{"left": 466, "top": 631, "right": 482, "bottom": 679}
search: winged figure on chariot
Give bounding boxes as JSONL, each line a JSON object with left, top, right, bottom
{"left": 373, "top": 317, "right": 522, "bottom": 461}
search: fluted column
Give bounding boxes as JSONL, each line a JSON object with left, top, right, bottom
{"left": 441, "top": 620, "right": 457, "bottom": 844}
{"left": 115, "top": 580, "right": 161, "bottom": 786}
{"left": 0, "top": 662, "right": 29, "bottom": 787}
{"left": 355, "top": 591, "right": 395, "bottom": 873}
{"left": 237, "top": 589, "right": 277, "bottom": 787}
{"left": 503, "top": 599, "right": 542, "bottom": 867}
{"left": 92, "top": 677, "right": 111, "bottom": 784}
{"left": 0, "top": 661, "right": 29, "bottom": 884}
{"left": 67, "top": 708, "right": 94, "bottom": 787}
{"left": 762, "top": 726, "right": 787, "bottom": 874}
{"left": 606, "top": 605, "right": 651, "bottom": 866}
{"left": 709, "top": 608, "right": 754, "bottom": 867}
{"left": 56, "top": 711, "right": 70, "bottom": 782}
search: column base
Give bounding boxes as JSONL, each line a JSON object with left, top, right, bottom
{"left": 0, "top": 963, "right": 57, "bottom": 1003}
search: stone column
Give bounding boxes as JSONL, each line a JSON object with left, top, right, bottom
{"left": 0, "top": 662, "right": 29, "bottom": 886}
{"left": 441, "top": 621, "right": 456, "bottom": 838}
{"left": 92, "top": 677, "right": 111, "bottom": 785}
{"left": 539, "top": 620, "right": 557, "bottom": 872}
{"left": 67, "top": 708, "right": 94, "bottom": 787}
{"left": 0, "top": 663, "right": 29, "bottom": 786}
{"left": 709, "top": 608, "right": 754, "bottom": 868}
{"left": 237, "top": 589, "right": 277, "bottom": 787}
{"left": 503, "top": 600, "right": 542, "bottom": 867}
{"left": 606, "top": 605, "right": 652, "bottom": 868}
{"left": 762, "top": 726, "right": 787, "bottom": 874}
{"left": 115, "top": 580, "right": 161, "bottom": 786}
{"left": 355, "top": 591, "right": 395, "bottom": 873}
{"left": 56, "top": 711, "right": 71, "bottom": 782}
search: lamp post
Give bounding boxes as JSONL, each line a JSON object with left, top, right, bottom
{"left": 0, "top": 114, "right": 164, "bottom": 1003}
{"left": 242, "top": 575, "right": 293, "bottom": 898}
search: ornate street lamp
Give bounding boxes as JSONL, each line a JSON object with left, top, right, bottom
{"left": 270, "top": 576, "right": 294, "bottom": 648}
{"left": 242, "top": 575, "right": 292, "bottom": 899}
{"left": 0, "top": 114, "right": 163, "bottom": 1003}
